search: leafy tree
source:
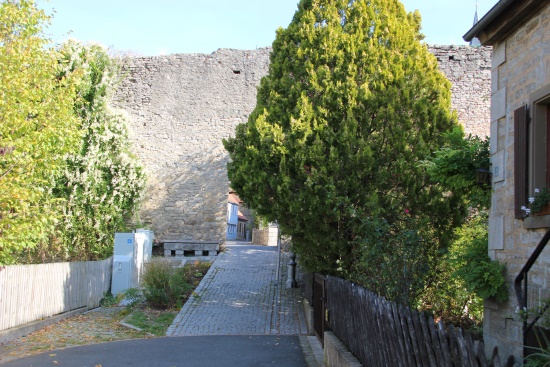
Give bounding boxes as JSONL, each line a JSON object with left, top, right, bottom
{"left": 421, "top": 129, "right": 506, "bottom": 327}
{"left": 0, "top": 1, "right": 144, "bottom": 264}
{"left": 224, "top": 0, "right": 462, "bottom": 303}
{"left": 46, "top": 41, "right": 145, "bottom": 262}
{"left": 421, "top": 127, "right": 490, "bottom": 210}
{"left": 0, "top": 0, "right": 81, "bottom": 264}
{"left": 421, "top": 213, "right": 487, "bottom": 329}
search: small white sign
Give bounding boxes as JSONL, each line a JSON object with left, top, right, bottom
{"left": 492, "top": 151, "right": 505, "bottom": 183}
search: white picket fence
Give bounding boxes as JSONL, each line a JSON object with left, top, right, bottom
{"left": 0, "top": 258, "right": 112, "bottom": 331}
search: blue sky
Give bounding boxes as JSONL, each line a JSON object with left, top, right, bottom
{"left": 36, "top": 0, "right": 497, "bottom": 56}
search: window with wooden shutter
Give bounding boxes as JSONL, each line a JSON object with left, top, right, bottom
{"left": 517, "top": 84, "right": 550, "bottom": 222}
{"left": 514, "top": 105, "right": 529, "bottom": 219}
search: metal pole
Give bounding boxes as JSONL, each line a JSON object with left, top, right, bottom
{"left": 275, "top": 223, "right": 281, "bottom": 282}
{"left": 286, "top": 251, "right": 297, "bottom": 288}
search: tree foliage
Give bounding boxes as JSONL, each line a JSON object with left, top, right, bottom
{"left": 224, "top": 0, "right": 462, "bottom": 303}
{"left": 0, "top": 0, "right": 81, "bottom": 264}
{"left": 421, "top": 130, "right": 506, "bottom": 327}
{"left": 421, "top": 214, "right": 487, "bottom": 328}
{"left": 50, "top": 41, "right": 145, "bottom": 261}
{"left": 421, "top": 127, "right": 490, "bottom": 209}
{"left": 0, "top": 1, "right": 144, "bottom": 264}
{"left": 453, "top": 220, "right": 507, "bottom": 304}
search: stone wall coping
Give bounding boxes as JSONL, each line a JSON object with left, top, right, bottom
{"left": 324, "top": 331, "right": 363, "bottom": 367}
{"left": 159, "top": 240, "right": 222, "bottom": 244}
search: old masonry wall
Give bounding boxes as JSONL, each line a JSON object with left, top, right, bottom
{"left": 113, "top": 45, "right": 492, "bottom": 241}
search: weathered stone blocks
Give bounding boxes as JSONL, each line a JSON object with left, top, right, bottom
{"left": 324, "top": 331, "right": 362, "bottom": 367}
{"left": 485, "top": 5, "right": 550, "bottom": 362}
{"left": 429, "top": 45, "right": 492, "bottom": 138}
{"left": 114, "top": 48, "right": 271, "bottom": 242}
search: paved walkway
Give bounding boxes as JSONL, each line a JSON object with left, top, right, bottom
{"left": 167, "top": 242, "right": 308, "bottom": 336}
{"left": 0, "top": 242, "right": 318, "bottom": 367}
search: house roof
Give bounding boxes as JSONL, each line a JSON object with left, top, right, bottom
{"left": 228, "top": 193, "right": 242, "bottom": 205}
{"left": 228, "top": 191, "right": 248, "bottom": 221}
{"left": 463, "top": 0, "right": 549, "bottom": 45}
{"left": 238, "top": 210, "right": 248, "bottom": 222}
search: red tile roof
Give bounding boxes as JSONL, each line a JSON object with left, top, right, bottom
{"left": 238, "top": 210, "right": 248, "bottom": 221}
{"left": 228, "top": 193, "right": 242, "bottom": 205}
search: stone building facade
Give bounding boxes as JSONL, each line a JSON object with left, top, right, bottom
{"left": 114, "top": 45, "right": 491, "bottom": 242}
{"left": 464, "top": 1, "right": 550, "bottom": 363}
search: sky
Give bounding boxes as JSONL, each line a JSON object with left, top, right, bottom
{"left": 35, "top": 0, "right": 498, "bottom": 56}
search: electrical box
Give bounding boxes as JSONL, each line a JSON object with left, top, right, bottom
{"left": 111, "top": 233, "right": 135, "bottom": 295}
{"left": 136, "top": 229, "right": 153, "bottom": 262}
{"left": 111, "top": 258, "right": 131, "bottom": 295}
{"left": 134, "top": 229, "right": 154, "bottom": 287}
{"left": 111, "top": 231, "right": 154, "bottom": 295}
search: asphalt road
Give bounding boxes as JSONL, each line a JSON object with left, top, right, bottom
{"left": 1, "top": 335, "right": 307, "bottom": 367}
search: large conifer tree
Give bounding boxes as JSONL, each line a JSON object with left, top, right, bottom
{"left": 224, "top": 0, "right": 462, "bottom": 301}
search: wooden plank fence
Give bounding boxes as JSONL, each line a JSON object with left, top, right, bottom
{"left": 324, "top": 275, "right": 515, "bottom": 367}
{"left": 0, "top": 258, "right": 112, "bottom": 331}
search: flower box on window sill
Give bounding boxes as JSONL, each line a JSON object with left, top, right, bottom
{"left": 532, "top": 202, "right": 550, "bottom": 216}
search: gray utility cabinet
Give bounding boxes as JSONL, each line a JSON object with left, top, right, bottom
{"left": 111, "top": 230, "right": 154, "bottom": 295}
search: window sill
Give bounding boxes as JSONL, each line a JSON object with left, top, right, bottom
{"left": 524, "top": 215, "right": 550, "bottom": 229}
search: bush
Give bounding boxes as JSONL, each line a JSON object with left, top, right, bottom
{"left": 454, "top": 231, "right": 508, "bottom": 303}
{"left": 419, "top": 215, "right": 486, "bottom": 329}
{"left": 123, "top": 287, "right": 145, "bottom": 308}
{"left": 525, "top": 327, "right": 550, "bottom": 367}
{"left": 141, "top": 258, "right": 192, "bottom": 309}
{"left": 99, "top": 291, "right": 123, "bottom": 307}
{"left": 419, "top": 129, "right": 503, "bottom": 328}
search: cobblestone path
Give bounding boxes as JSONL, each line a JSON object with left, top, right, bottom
{"left": 167, "top": 243, "right": 308, "bottom": 336}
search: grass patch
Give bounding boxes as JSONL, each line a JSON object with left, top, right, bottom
{"left": 124, "top": 309, "right": 177, "bottom": 336}
{"left": 122, "top": 260, "right": 211, "bottom": 335}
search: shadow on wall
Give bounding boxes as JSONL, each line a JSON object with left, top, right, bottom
{"left": 138, "top": 145, "right": 229, "bottom": 242}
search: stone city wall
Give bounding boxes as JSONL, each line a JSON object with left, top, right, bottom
{"left": 113, "top": 48, "right": 271, "bottom": 241}
{"left": 114, "top": 45, "right": 491, "bottom": 242}
{"left": 429, "top": 45, "right": 492, "bottom": 138}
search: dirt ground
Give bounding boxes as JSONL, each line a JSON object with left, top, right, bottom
{"left": 0, "top": 307, "right": 153, "bottom": 364}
